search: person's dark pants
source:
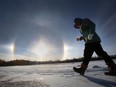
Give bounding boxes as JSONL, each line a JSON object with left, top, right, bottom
{"left": 82, "top": 42, "right": 114, "bottom": 66}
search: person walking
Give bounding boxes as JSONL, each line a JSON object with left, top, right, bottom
{"left": 73, "top": 18, "right": 116, "bottom": 76}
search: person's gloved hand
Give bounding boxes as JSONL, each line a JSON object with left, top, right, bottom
{"left": 77, "top": 36, "right": 83, "bottom": 41}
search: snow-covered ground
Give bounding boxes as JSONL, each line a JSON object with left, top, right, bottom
{"left": 0, "top": 60, "right": 116, "bottom": 87}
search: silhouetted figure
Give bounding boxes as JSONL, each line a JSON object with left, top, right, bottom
{"left": 73, "top": 18, "right": 116, "bottom": 75}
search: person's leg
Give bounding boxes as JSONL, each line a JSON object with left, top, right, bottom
{"left": 94, "top": 42, "right": 115, "bottom": 64}
{"left": 94, "top": 42, "right": 116, "bottom": 75}
{"left": 82, "top": 43, "right": 94, "bottom": 66}
{"left": 74, "top": 43, "right": 94, "bottom": 75}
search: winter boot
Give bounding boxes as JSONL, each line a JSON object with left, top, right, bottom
{"left": 105, "top": 63, "right": 116, "bottom": 76}
{"left": 73, "top": 64, "right": 87, "bottom": 75}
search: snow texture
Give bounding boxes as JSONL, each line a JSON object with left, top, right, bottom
{"left": 0, "top": 60, "right": 116, "bottom": 87}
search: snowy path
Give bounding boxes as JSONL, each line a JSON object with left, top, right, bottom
{"left": 0, "top": 60, "right": 116, "bottom": 87}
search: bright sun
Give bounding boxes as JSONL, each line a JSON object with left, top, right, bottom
{"left": 31, "top": 39, "right": 52, "bottom": 61}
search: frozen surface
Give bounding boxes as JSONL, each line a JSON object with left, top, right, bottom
{"left": 0, "top": 60, "right": 116, "bottom": 87}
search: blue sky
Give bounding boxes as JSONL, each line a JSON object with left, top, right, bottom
{"left": 0, "top": 0, "right": 116, "bottom": 61}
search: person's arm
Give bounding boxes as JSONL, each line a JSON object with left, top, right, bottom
{"left": 88, "top": 22, "right": 96, "bottom": 40}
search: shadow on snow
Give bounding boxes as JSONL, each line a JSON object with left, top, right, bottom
{"left": 84, "top": 75, "right": 116, "bottom": 87}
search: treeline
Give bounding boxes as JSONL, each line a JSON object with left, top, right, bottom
{"left": 0, "top": 55, "right": 116, "bottom": 66}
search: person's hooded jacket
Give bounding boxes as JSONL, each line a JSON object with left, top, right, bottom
{"left": 80, "top": 18, "right": 101, "bottom": 43}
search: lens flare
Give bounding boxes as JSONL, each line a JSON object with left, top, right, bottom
{"left": 1, "top": 42, "right": 16, "bottom": 60}
{"left": 8, "top": 43, "right": 16, "bottom": 60}
{"left": 8, "top": 43, "right": 15, "bottom": 54}
{"left": 62, "top": 43, "right": 71, "bottom": 60}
